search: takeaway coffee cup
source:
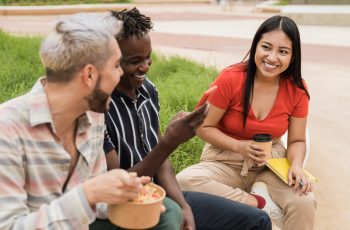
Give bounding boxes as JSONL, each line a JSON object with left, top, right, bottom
{"left": 253, "top": 134, "right": 272, "bottom": 161}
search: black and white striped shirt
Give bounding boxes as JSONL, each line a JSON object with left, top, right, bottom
{"left": 104, "top": 78, "right": 160, "bottom": 170}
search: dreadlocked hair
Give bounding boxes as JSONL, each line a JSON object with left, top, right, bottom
{"left": 111, "top": 7, "right": 153, "bottom": 40}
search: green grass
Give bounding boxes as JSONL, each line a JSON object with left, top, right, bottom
{"left": 0, "top": 0, "right": 131, "bottom": 6}
{"left": 274, "top": 0, "right": 290, "bottom": 5}
{"left": 0, "top": 30, "right": 218, "bottom": 173}
{"left": 148, "top": 54, "right": 218, "bottom": 172}
{"left": 0, "top": 31, "right": 43, "bottom": 102}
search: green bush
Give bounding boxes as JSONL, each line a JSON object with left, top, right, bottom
{"left": 0, "top": 31, "right": 218, "bottom": 173}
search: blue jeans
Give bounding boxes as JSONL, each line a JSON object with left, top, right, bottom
{"left": 184, "top": 191, "right": 272, "bottom": 230}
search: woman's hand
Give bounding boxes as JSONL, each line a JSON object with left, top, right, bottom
{"left": 288, "top": 163, "right": 313, "bottom": 196}
{"left": 236, "top": 140, "right": 267, "bottom": 165}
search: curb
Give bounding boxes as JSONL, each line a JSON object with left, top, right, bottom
{"left": 0, "top": 4, "right": 134, "bottom": 16}
{"left": 282, "top": 5, "right": 350, "bottom": 26}
{"left": 0, "top": 0, "right": 213, "bottom": 16}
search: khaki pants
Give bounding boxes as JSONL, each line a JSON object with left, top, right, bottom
{"left": 176, "top": 142, "right": 317, "bottom": 230}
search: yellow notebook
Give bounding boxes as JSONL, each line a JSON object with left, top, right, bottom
{"left": 266, "top": 158, "right": 317, "bottom": 184}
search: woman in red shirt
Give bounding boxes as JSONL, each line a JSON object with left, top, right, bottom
{"left": 177, "top": 15, "right": 316, "bottom": 230}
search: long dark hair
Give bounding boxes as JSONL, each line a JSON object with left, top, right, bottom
{"left": 242, "top": 15, "right": 310, "bottom": 128}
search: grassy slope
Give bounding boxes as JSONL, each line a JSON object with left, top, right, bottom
{"left": 0, "top": 31, "right": 43, "bottom": 102}
{"left": 148, "top": 54, "right": 218, "bottom": 172}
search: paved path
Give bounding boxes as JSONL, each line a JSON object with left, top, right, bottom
{"left": 1, "top": 2, "right": 350, "bottom": 229}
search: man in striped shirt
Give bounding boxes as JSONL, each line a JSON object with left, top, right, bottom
{"left": 96, "top": 8, "right": 272, "bottom": 230}
{"left": 0, "top": 13, "right": 151, "bottom": 230}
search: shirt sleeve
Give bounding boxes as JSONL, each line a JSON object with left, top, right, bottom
{"left": 291, "top": 81, "right": 309, "bottom": 118}
{"left": 0, "top": 124, "right": 96, "bottom": 230}
{"left": 207, "top": 69, "right": 237, "bottom": 110}
{"left": 90, "top": 116, "right": 109, "bottom": 219}
{"left": 93, "top": 146, "right": 109, "bottom": 220}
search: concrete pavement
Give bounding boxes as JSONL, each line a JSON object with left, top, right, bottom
{"left": 0, "top": 2, "right": 350, "bottom": 229}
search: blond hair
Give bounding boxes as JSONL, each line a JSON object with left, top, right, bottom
{"left": 40, "top": 13, "right": 122, "bottom": 82}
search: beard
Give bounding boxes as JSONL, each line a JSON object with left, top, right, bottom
{"left": 85, "top": 75, "right": 110, "bottom": 113}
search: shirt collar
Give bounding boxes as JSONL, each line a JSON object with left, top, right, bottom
{"left": 28, "top": 78, "right": 54, "bottom": 128}
{"left": 136, "top": 84, "right": 150, "bottom": 102}
{"left": 113, "top": 80, "right": 151, "bottom": 103}
{"left": 76, "top": 112, "right": 93, "bottom": 134}
{"left": 28, "top": 77, "right": 92, "bottom": 133}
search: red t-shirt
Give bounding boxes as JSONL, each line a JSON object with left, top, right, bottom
{"left": 204, "top": 62, "right": 309, "bottom": 140}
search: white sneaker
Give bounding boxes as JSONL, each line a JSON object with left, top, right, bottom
{"left": 251, "top": 182, "right": 284, "bottom": 228}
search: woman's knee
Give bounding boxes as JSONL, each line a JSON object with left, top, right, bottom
{"left": 284, "top": 193, "right": 317, "bottom": 215}
{"left": 282, "top": 194, "right": 317, "bottom": 229}
{"left": 176, "top": 167, "right": 209, "bottom": 190}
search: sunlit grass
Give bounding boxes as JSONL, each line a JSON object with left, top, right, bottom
{"left": 149, "top": 54, "right": 218, "bottom": 172}
{"left": 275, "top": 0, "right": 290, "bottom": 5}
{"left": 0, "top": 31, "right": 43, "bottom": 102}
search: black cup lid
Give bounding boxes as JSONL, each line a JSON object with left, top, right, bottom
{"left": 253, "top": 134, "right": 272, "bottom": 142}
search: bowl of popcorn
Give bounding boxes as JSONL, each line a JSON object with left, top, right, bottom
{"left": 108, "top": 183, "right": 166, "bottom": 229}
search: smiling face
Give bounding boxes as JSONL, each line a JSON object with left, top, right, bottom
{"left": 117, "top": 34, "right": 152, "bottom": 98}
{"left": 254, "top": 30, "right": 293, "bottom": 80}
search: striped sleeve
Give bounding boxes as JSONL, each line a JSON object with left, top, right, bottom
{"left": 0, "top": 122, "right": 95, "bottom": 230}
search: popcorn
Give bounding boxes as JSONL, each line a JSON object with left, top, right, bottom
{"left": 132, "top": 183, "right": 161, "bottom": 203}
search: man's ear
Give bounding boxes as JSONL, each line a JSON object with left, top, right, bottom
{"left": 81, "top": 64, "right": 98, "bottom": 88}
